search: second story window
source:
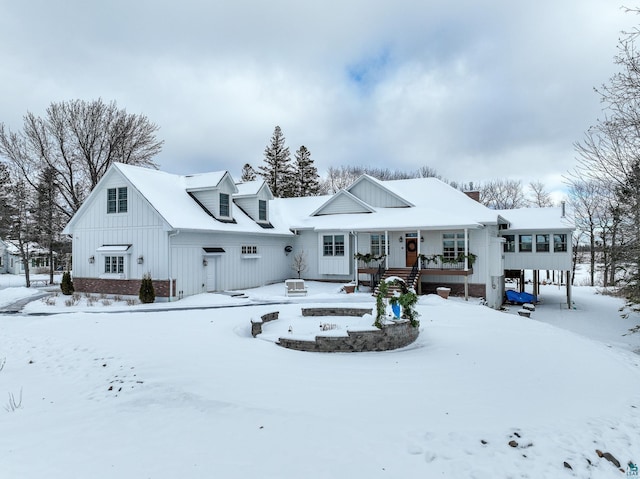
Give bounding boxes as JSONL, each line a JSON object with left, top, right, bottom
{"left": 107, "top": 187, "right": 128, "bottom": 213}
{"left": 258, "top": 200, "right": 267, "bottom": 221}
{"left": 220, "top": 193, "right": 229, "bottom": 217}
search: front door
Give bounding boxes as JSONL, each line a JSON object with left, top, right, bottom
{"left": 205, "top": 258, "right": 216, "bottom": 292}
{"left": 406, "top": 237, "right": 418, "bottom": 267}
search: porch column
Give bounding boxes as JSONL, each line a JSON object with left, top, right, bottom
{"left": 354, "top": 232, "right": 359, "bottom": 289}
{"left": 385, "top": 231, "right": 389, "bottom": 269}
{"left": 417, "top": 229, "right": 422, "bottom": 295}
{"left": 464, "top": 228, "right": 469, "bottom": 301}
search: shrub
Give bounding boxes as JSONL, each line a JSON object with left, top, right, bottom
{"left": 139, "top": 273, "right": 155, "bottom": 304}
{"left": 60, "top": 272, "right": 74, "bottom": 295}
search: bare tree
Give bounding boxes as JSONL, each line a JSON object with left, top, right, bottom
{"left": 479, "top": 179, "right": 527, "bottom": 209}
{"left": 527, "top": 180, "right": 554, "bottom": 207}
{"left": 0, "top": 99, "right": 163, "bottom": 221}
{"left": 291, "top": 250, "right": 308, "bottom": 278}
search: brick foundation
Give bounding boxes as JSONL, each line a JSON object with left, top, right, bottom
{"left": 73, "top": 277, "right": 176, "bottom": 298}
{"left": 421, "top": 282, "right": 485, "bottom": 298}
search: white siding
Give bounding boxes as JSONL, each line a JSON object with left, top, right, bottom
{"left": 317, "top": 195, "right": 371, "bottom": 215}
{"left": 71, "top": 171, "right": 170, "bottom": 281}
{"left": 349, "top": 181, "right": 407, "bottom": 208}
{"left": 190, "top": 190, "right": 219, "bottom": 217}
{"left": 502, "top": 230, "right": 573, "bottom": 271}
{"left": 170, "top": 231, "right": 294, "bottom": 296}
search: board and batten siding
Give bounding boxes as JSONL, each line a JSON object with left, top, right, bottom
{"left": 234, "top": 188, "right": 271, "bottom": 223}
{"left": 70, "top": 172, "right": 170, "bottom": 281}
{"left": 318, "top": 195, "right": 371, "bottom": 215}
{"left": 169, "top": 232, "right": 294, "bottom": 296}
{"left": 348, "top": 181, "right": 407, "bottom": 208}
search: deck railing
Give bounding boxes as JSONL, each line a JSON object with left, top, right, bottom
{"left": 420, "top": 253, "right": 476, "bottom": 271}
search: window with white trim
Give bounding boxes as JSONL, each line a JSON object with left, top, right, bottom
{"left": 370, "top": 234, "right": 386, "bottom": 256}
{"left": 503, "top": 235, "right": 515, "bottom": 253}
{"left": 536, "top": 234, "right": 550, "bottom": 252}
{"left": 323, "top": 235, "right": 345, "bottom": 256}
{"left": 220, "top": 193, "right": 230, "bottom": 217}
{"left": 241, "top": 245, "right": 258, "bottom": 255}
{"left": 519, "top": 235, "right": 532, "bottom": 252}
{"left": 105, "top": 256, "right": 124, "bottom": 274}
{"left": 258, "top": 200, "right": 267, "bottom": 221}
{"left": 107, "top": 187, "right": 128, "bottom": 213}
{"left": 443, "top": 232, "right": 465, "bottom": 259}
{"left": 554, "top": 234, "right": 567, "bottom": 252}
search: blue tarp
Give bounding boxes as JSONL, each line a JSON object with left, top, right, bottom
{"left": 505, "top": 290, "right": 537, "bottom": 304}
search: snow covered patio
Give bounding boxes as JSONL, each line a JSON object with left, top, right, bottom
{"left": 0, "top": 273, "right": 639, "bottom": 477}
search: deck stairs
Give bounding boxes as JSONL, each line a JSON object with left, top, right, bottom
{"left": 373, "top": 268, "right": 420, "bottom": 297}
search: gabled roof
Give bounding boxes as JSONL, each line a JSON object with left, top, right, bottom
{"left": 234, "top": 180, "right": 274, "bottom": 200}
{"left": 183, "top": 171, "right": 228, "bottom": 191}
{"left": 310, "top": 190, "right": 375, "bottom": 216}
{"left": 64, "top": 163, "right": 293, "bottom": 236}
{"left": 346, "top": 175, "right": 414, "bottom": 208}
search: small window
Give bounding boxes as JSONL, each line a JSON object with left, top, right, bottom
{"left": 554, "top": 234, "right": 567, "bottom": 252}
{"left": 503, "top": 235, "right": 515, "bottom": 253}
{"left": 519, "top": 235, "right": 532, "bottom": 252}
{"left": 370, "top": 234, "right": 386, "bottom": 256}
{"left": 536, "top": 234, "right": 549, "bottom": 252}
{"left": 107, "top": 187, "right": 128, "bottom": 213}
{"left": 258, "top": 200, "right": 267, "bottom": 221}
{"left": 323, "top": 235, "right": 345, "bottom": 256}
{"left": 105, "top": 256, "right": 124, "bottom": 274}
{"left": 220, "top": 193, "right": 230, "bottom": 217}
{"left": 241, "top": 246, "right": 258, "bottom": 255}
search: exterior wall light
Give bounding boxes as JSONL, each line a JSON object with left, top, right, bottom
{"left": 88, "top": 255, "right": 95, "bottom": 264}
{"left": 137, "top": 255, "right": 144, "bottom": 264}
{"left": 203, "top": 258, "right": 208, "bottom": 266}
{"left": 398, "top": 236, "right": 403, "bottom": 243}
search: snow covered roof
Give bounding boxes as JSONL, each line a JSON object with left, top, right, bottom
{"left": 108, "top": 164, "right": 292, "bottom": 235}
{"left": 183, "top": 171, "right": 227, "bottom": 190}
{"left": 280, "top": 177, "right": 503, "bottom": 232}
{"left": 497, "top": 207, "right": 575, "bottom": 231}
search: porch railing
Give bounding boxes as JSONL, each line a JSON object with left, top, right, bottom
{"left": 420, "top": 254, "right": 476, "bottom": 271}
{"left": 356, "top": 256, "right": 386, "bottom": 271}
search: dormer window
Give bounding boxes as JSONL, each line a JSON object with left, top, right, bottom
{"left": 107, "top": 187, "right": 128, "bottom": 214}
{"left": 220, "top": 193, "right": 230, "bottom": 217}
{"left": 259, "top": 200, "right": 267, "bottom": 221}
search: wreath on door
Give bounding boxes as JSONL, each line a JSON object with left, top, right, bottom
{"left": 407, "top": 240, "right": 417, "bottom": 252}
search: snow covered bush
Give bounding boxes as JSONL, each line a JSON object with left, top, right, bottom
{"left": 139, "top": 273, "right": 155, "bottom": 304}
{"left": 60, "top": 272, "right": 74, "bottom": 295}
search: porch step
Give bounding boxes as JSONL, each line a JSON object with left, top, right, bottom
{"left": 373, "top": 269, "right": 420, "bottom": 297}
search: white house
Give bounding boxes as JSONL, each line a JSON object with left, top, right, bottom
{"left": 63, "top": 163, "right": 574, "bottom": 308}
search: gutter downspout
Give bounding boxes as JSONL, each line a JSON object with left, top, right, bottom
{"left": 353, "top": 232, "right": 358, "bottom": 289}
{"left": 168, "top": 230, "right": 180, "bottom": 301}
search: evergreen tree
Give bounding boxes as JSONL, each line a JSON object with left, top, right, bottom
{"left": 258, "top": 126, "right": 292, "bottom": 197}
{"left": 240, "top": 163, "right": 257, "bottom": 182}
{"left": 61, "top": 271, "right": 74, "bottom": 295}
{"left": 292, "top": 146, "right": 320, "bottom": 197}
{"left": 139, "top": 273, "right": 156, "bottom": 303}
{"left": 0, "top": 162, "right": 15, "bottom": 238}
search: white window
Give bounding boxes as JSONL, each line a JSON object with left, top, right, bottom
{"left": 104, "top": 256, "right": 124, "bottom": 274}
{"left": 323, "top": 235, "right": 345, "bottom": 256}
{"left": 554, "top": 234, "right": 567, "bottom": 252}
{"left": 107, "top": 187, "right": 128, "bottom": 213}
{"left": 370, "top": 234, "right": 386, "bottom": 256}
{"left": 443, "top": 232, "right": 465, "bottom": 259}
{"left": 503, "top": 235, "right": 515, "bottom": 253}
{"left": 258, "top": 200, "right": 267, "bottom": 221}
{"left": 220, "top": 193, "right": 230, "bottom": 217}
{"left": 536, "top": 234, "right": 550, "bottom": 252}
{"left": 241, "top": 246, "right": 258, "bottom": 255}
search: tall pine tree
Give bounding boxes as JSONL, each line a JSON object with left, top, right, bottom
{"left": 258, "top": 126, "right": 292, "bottom": 197}
{"left": 292, "top": 145, "right": 320, "bottom": 197}
{"left": 33, "top": 167, "right": 62, "bottom": 284}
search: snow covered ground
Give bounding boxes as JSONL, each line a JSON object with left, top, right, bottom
{"left": 1, "top": 271, "right": 639, "bottom": 478}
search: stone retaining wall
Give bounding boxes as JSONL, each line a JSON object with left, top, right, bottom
{"left": 251, "top": 311, "right": 280, "bottom": 337}
{"left": 277, "top": 320, "right": 419, "bottom": 353}
{"left": 301, "top": 307, "right": 372, "bottom": 317}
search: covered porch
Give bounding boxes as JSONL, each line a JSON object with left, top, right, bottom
{"left": 353, "top": 228, "right": 476, "bottom": 300}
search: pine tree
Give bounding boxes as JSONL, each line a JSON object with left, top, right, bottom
{"left": 33, "top": 167, "right": 61, "bottom": 284}
{"left": 258, "top": 126, "right": 292, "bottom": 197}
{"left": 240, "top": 163, "right": 257, "bottom": 182}
{"left": 292, "top": 145, "right": 320, "bottom": 197}
{"left": 61, "top": 271, "right": 74, "bottom": 295}
{"left": 0, "top": 163, "right": 15, "bottom": 239}
{"left": 139, "top": 273, "right": 156, "bottom": 303}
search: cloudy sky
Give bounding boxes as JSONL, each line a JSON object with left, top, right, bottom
{"left": 0, "top": 1, "right": 636, "bottom": 196}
